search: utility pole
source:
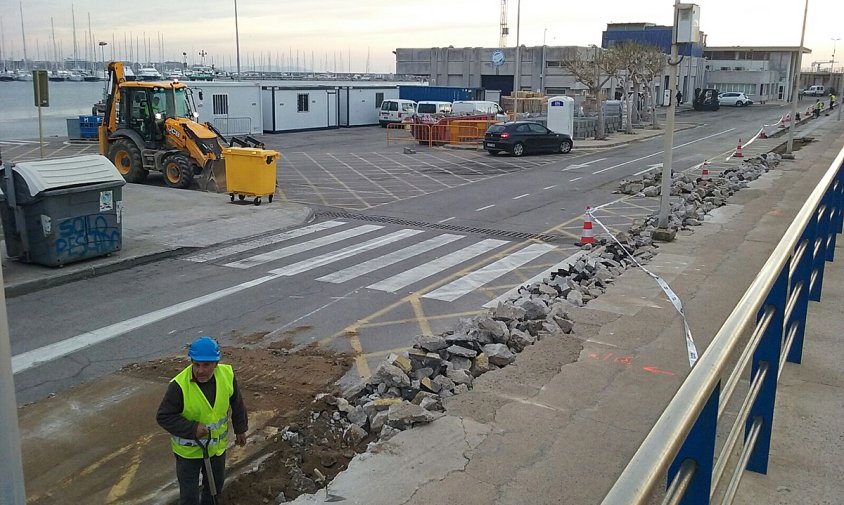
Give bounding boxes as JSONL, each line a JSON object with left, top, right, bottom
{"left": 0, "top": 266, "right": 26, "bottom": 504}
{"left": 785, "top": 0, "right": 809, "bottom": 157}
{"left": 513, "top": 0, "right": 521, "bottom": 96}
{"left": 657, "top": 0, "right": 682, "bottom": 232}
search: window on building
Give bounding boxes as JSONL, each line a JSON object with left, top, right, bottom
{"left": 375, "top": 92, "right": 384, "bottom": 108}
{"left": 546, "top": 60, "right": 562, "bottom": 68}
{"left": 212, "top": 94, "right": 229, "bottom": 115}
{"left": 297, "top": 93, "right": 309, "bottom": 112}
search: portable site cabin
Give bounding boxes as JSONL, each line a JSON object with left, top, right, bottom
{"left": 188, "top": 81, "right": 263, "bottom": 136}
{"left": 339, "top": 86, "right": 399, "bottom": 127}
{"left": 262, "top": 86, "right": 339, "bottom": 133}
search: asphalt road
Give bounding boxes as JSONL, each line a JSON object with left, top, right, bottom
{"left": 8, "top": 103, "right": 791, "bottom": 403}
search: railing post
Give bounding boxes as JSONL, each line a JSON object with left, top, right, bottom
{"left": 667, "top": 385, "right": 719, "bottom": 505}
{"left": 785, "top": 220, "right": 815, "bottom": 364}
{"left": 809, "top": 198, "right": 830, "bottom": 301}
{"left": 746, "top": 267, "right": 787, "bottom": 473}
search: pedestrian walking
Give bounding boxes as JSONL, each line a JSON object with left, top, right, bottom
{"left": 157, "top": 337, "right": 248, "bottom": 505}
{"left": 675, "top": 90, "right": 683, "bottom": 105}
{"left": 830, "top": 92, "right": 837, "bottom": 110}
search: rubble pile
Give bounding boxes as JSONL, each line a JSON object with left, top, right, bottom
{"left": 616, "top": 153, "right": 781, "bottom": 229}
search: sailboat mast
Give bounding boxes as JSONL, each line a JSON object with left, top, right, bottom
{"left": 19, "top": 2, "right": 27, "bottom": 69}
{"left": 50, "top": 17, "right": 57, "bottom": 71}
{"left": 72, "top": 5, "right": 78, "bottom": 69}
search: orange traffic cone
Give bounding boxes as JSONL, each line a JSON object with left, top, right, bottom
{"left": 580, "top": 209, "right": 596, "bottom": 246}
{"left": 733, "top": 138, "right": 743, "bottom": 158}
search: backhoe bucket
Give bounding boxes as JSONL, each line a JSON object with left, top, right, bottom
{"left": 196, "top": 159, "right": 227, "bottom": 193}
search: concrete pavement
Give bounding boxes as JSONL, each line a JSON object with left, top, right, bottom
{"left": 1, "top": 184, "right": 311, "bottom": 297}
{"left": 287, "top": 116, "right": 844, "bottom": 503}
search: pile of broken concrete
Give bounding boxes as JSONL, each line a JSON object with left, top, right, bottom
{"left": 313, "top": 235, "right": 661, "bottom": 446}
{"left": 615, "top": 153, "right": 781, "bottom": 231}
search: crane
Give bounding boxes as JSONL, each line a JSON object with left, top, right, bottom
{"left": 500, "top": 0, "right": 509, "bottom": 48}
{"left": 810, "top": 60, "right": 833, "bottom": 72}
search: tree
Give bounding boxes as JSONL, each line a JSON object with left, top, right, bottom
{"left": 562, "top": 47, "right": 619, "bottom": 140}
{"left": 639, "top": 46, "right": 666, "bottom": 129}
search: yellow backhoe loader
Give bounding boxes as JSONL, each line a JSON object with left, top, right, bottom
{"left": 97, "top": 61, "right": 262, "bottom": 191}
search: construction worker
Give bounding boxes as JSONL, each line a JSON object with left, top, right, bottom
{"left": 157, "top": 337, "right": 248, "bottom": 505}
{"left": 830, "top": 92, "right": 837, "bottom": 111}
{"left": 814, "top": 99, "right": 823, "bottom": 118}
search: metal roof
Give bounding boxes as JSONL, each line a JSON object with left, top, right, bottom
{"left": 10, "top": 155, "right": 125, "bottom": 196}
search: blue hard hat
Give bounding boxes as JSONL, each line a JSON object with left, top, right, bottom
{"left": 188, "top": 336, "right": 220, "bottom": 362}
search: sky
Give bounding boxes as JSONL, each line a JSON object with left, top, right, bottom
{"left": 0, "top": 0, "right": 841, "bottom": 73}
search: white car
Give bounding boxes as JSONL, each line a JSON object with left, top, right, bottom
{"left": 718, "top": 92, "right": 753, "bottom": 107}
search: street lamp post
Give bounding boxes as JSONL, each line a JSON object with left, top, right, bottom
{"left": 656, "top": 0, "right": 681, "bottom": 232}
{"left": 785, "top": 0, "right": 809, "bottom": 157}
{"left": 540, "top": 28, "right": 547, "bottom": 93}
{"left": 513, "top": 0, "right": 521, "bottom": 114}
{"left": 234, "top": 0, "right": 241, "bottom": 80}
{"left": 98, "top": 41, "right": 107, "bottom": 74}
{"left": 832, "top": 37, "right": 840, "bottom": 70}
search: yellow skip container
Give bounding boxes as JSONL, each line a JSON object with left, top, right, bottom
{"left": 223, "top": 147, "right": 280, "bottom": 205}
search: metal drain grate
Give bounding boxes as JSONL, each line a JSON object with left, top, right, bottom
{"left": 315, "top": 211, "right": 565, "bottom": 243}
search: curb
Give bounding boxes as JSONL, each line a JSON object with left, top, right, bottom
{"left": 3, "top": 205, "right": 316, "bottom": 298}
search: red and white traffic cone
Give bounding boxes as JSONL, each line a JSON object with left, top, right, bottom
{"left": 701, "top": 160, "right": 710, "bottom": 181}
{"left": 733, "top": 138, "right": 743, "bottom": 158}
{"left": 580, "top": 208, "right": 596, "bottom": 246}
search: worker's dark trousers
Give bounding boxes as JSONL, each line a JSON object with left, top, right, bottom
{"left": 175, "top": 453, "right": 226, "bottom": 505}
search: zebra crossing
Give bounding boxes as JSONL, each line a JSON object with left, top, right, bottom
{"left": 185, "top": 220, "right": 566, "bottom": 302}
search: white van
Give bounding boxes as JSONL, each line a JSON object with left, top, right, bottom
{"left": 379, "top": 99, "right": 417, "bottom": 127}
{"left": 415, "top": 101, "right": 452, "bottom": 123}
{"left": 803, "top": 85, "right": 826, "bottom": 96}
{"left": 451, "top": 100, "right": 508, "bottom": 121}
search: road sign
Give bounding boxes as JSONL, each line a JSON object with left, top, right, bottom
{"left": 491, "top": 50, "right": 505, "bottom": 67}
{"left": 32, "top": 70, "right": 49, "bottom": 107}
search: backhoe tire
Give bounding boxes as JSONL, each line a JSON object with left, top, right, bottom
{"left": 163, "top": 153, "right": 194, "bottom": 189}
{"left": 109, "top": 139, "right": 148, "bottom": 183}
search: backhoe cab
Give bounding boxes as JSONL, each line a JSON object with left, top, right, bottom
{"left": 98, "top": 61, "right": 260, "bottom": 191}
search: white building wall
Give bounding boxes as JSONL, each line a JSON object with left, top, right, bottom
{"left": 189, "top": 81, "right": 263, "bottom": 135}
{"left": 340, "top": 87, "right": 399, "bottom": 126}
{"left": 263, "top": 88, "right": 339, "bottom": 133}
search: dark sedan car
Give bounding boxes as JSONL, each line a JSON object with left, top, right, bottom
{"left": 484, "top": 121, "right": 573, "bottom": 156}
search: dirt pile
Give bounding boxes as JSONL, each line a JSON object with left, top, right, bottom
{"left": 121, "top": 343, "right": 362, "bottom": 504}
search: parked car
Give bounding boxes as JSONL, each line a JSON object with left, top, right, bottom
{"left": 718, "top": 92, "right": 753, "bottom": 107}
{"left": 379, "top": 99, "right": 417, "bottom": 127}
{"left": 416, "top": 101, "right": 452, "bottom": 115}
{"left": 484, "top": 121, "right": 573, "bottom": 157}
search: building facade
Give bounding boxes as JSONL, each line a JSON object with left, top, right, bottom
{"left": 702, "top": 46, "right": 809, "bottom": 102}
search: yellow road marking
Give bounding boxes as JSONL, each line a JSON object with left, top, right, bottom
{"left": 358, "top": 310, "right": 484, "bottom": 329}
{"left": 409, "top": 297, "right": 433, "bottom": 336}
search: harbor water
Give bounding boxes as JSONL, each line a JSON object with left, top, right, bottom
{"left": 0, "top": 81, "right": 106, "bottom": 140}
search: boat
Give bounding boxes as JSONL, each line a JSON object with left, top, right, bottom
{"left": 15, "top": 71, "right": 32, "bottom": 81}
{"left": 165, "top": 69, "right": 184, "bottom": 80}
{"left": 0, "top": 70, "right": 15, "bottom": 81}
{"left": 48, "top": 70, "right": 69, "bottom": 82}
{"left": 137, "top": 65, "right": 163, "bottom": 81}
{"left": 68, "top": 71, "right": 84, "bottom": 82}
{"left": 186, "top": 66, "right": 214, "bottom": 81}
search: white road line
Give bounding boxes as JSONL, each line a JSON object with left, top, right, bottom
{"left": 12, "top": 272, "right": 283, "bottom": 374}
{"left": 513, "top": 193, "right": 530, "bottom": 200}
{"left": 423, "top": 243, "right": 557, "bottom": 302}
{"left": 184, "top": 221, "right": 346, "bottom": 263}
{"left": 367, "top": 239, "right": 509, "bottom": 293}
{"left": 475, "top": 204, "right": 495, "bottom": 211}
{"left": 438, "top": 217, "right": 456, "bottom": 223}
{"left": 223, "top": 224, "right": 383, "bottom": 269}
{"left": 570, "top": 177, "right": 582, "bottom": 182}
{"left": 317, "top": 233, "right": 465, "bottom": 284}
{"left": 267, "top": 229, "right": 423, "bottom": 276}
{"left": 591, "top": 128, "right": 736, "bottom": 175}
{"left": 543, "top": 185, "right": 557, "bottom": 190}
{"left": 634, "top": 167, "right": 655, "bottom": 176}
{"left": 562, "top": 157, "right": 608, "bottom": 171}
{"left": 483, "top": 249, "right": 588, "bottom": 308}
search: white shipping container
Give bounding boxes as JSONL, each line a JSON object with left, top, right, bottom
{"left": 188, "top": 81, "right": 263, "bottom": 136}
{"left": 262, "top": 86, "right": 339, "bottom": 133}
{"left": 339, "top": 86, "right": 399, "bottom": 126}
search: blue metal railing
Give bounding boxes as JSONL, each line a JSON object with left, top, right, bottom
{"left": 601, "top": 144, "right": 844, "bottom": 505}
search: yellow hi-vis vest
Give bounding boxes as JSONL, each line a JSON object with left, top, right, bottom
{"left": 169, "top": 364, "right": 234, "bottom": 459}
